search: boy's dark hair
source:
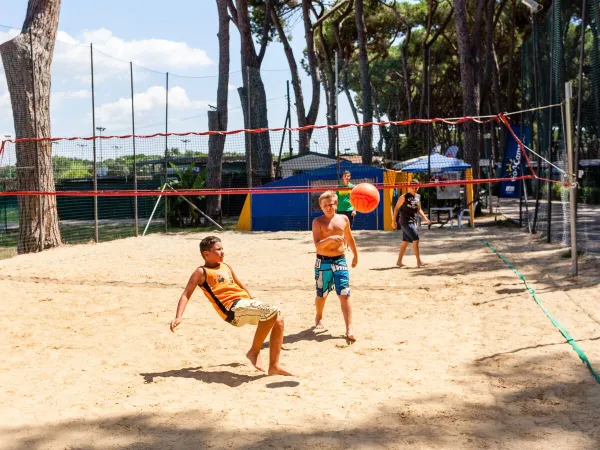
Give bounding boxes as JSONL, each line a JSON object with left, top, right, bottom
{"left": 342, "top": 170, "right": 351, "bottom": 176}
{"left": 200, "top": 236, "right": 221, "bottom": 255}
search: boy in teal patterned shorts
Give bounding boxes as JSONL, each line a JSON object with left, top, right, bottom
{"left": 311, "top": 190, "right": 358, "bottom": 342}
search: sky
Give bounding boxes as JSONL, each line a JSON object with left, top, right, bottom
{"left": 0, "top": 0, "right": 360, "bottom": 161}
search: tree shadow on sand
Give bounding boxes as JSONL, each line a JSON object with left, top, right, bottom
{"left": 140, "top": 365, "right": 265, "bottom": 388}
{"left": 5, "top": 352, "right": 600, "bottom": 449}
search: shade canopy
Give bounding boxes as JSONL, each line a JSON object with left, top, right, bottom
{"left": 398, "top": 153, "right": 472, "bottom": 173}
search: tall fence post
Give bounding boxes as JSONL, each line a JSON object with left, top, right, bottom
{"left": 90, "top": 43, "right": 99, "bottom": 243}
{"left": 546, "top": 4, "right": 555, "bottom": 243}
{"left": 564, "top": 82, "right": 578, "bottom": 276}
{"left": 246, "top": 67, "right": 253, "bottom": 189}
{"left": 335, "top": 51, "right": 340, "bottom": 183}
{"left": 130, "top": 62, "right": 138, "bottom": 236}
{"left": 287, "top": 80, "right": 292, "bottom": 157}
{"left": 164, "top": 72, "right": 169, "bottom": 233}
{"left": 29, "top": 30, "right": 43, "bottom": 251}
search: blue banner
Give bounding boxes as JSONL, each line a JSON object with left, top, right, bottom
{"left": 499, "top": 125, "right": 531, "bottom": 198}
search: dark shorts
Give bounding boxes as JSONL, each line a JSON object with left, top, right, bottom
{"left": 400, "top": 223, "right": 419, "bottom": 243}
{"left": 339, "top": 211, "right": 355, "bottom": 228}
{"left": 314, "top": 254, "right": 350, "bottom": 298}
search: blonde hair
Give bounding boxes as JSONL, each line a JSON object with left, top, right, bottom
{"left": 319, "top": 190, "right": 338, "bottom": 205}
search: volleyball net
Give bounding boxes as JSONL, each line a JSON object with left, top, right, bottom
{"left": 0, "top": 110, "right": 571, "bottom": 256}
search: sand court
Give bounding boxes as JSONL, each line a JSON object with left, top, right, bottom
{"left": 1, "top": 223, "right": 599, "bottom": 449}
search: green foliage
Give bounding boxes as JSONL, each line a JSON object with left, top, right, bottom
{"left": 164, "top": 162, "right": 207, "bottom": 228}
{"left": 580, "top": 186, "right": 600, "bottom": 204}
{"left": 53, "top": 156, "right": 92, "bottom": 180}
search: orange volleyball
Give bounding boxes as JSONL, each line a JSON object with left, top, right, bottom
{"left": 350, "top": 183, "right": 380, "bottom": 213}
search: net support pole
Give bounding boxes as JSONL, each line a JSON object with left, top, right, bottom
{"left": 335, "top": 51, "right": 340, "bottom": 183}
{"left": 130, "top": 62, "right": 138, "bottom": 236}
{"left": 165, "top": 184, "right": 224, "bottom": 231}
{"left": 546, "top": 5, "right": 556, "bottom": 243}
{"left": 575, "top": 0, "right": 587, "bottom": 185}
{"left": 29, "top": 30, "right": 43, "bottom": 251}
{"left": 287, "top": 80, "right": 293, "bottom": 156}
{"left": 246, "top": 68, "right": 252, "bottom": 189}
{"left": 564, "top": 82, "right": 578, "bottom": 276}
{"left": 164, "top": 72, "right": 169, "bottom": 233}
{"left": 143, "top": 183, "right": 168, "bottom": 237}
{"left": 90, "top": 43, "right": 99, "bottom": 243}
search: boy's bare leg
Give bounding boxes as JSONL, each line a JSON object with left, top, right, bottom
{"left": 414, "top": 241, "right": 426, "bottom": 267}
{"left": 314, "top": 296, "right": 327, "bottom": 330}
{"left": 339, "top": 295, "right": 356, "bottom": 342}
{"left": 268, "top": 314, "right": 293, "bottom": 376}
{"left": 246, "top": 315, "right": 277, "bottom": 371}
{"left": 396, "top": 241, "right": 409, "bottom": 267}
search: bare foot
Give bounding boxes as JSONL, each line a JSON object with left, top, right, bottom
{"left": 396, "top": 262, "right": 407, "bottom": 268}
{"left": 246, "top": 350, "right": 264, "bottom": 372}
{"left": 314, "top": 316, "right": 326, "bottom": 331}
{"left": 268, "top": 365, "right": 293, "bottom": 376}
{"left": 345, "top": 330, "right": 357, "bottom": 344}
{"left": 417, "top": 262, "right": 428, "bottom": 268}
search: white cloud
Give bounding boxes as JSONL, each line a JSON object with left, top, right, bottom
{"left": 83, "top": 29, "right": 213, "bottom": 68}
{"left": 0, "top": 29, "right": 20, "bottom": 46}
{"left": 52, "top": 90, "right": 91, "bottom": 104}
{"left": 2, "top": 28, "right": 213, "bottom": 85}
{"left": 95, "top": 85, "right": 212, "bottom": 129}
{"left": 228, "top": 83, "right": 238, "bottom": 91}
{"left": 51, "top": 29, "right": 213, "bottom": 76}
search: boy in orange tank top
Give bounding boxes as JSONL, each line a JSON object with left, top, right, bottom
{"left": 170, "top": 236, "right": 292, "bottom": 376}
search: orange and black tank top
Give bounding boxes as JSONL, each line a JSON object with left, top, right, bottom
{"left": 200, "top": 263, "right": 250, "bottom": 322}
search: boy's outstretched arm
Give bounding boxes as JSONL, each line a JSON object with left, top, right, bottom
{"left": 230, "top": 266, "right": 254, "bottom": 299}
{"left": 344, "top": 217, "right": 358, "bottom": 267}
{"left": 171, "top": 267, "right": 205, "bottom": 332}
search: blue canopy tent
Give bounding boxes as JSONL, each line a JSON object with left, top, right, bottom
{"left": 250, "top": 161, "right": 386, "bottom": 231}
{"left": 400, "top": 153, "right": 471, "bottom": 173}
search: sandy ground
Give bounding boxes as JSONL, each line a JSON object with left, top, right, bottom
{"left": 1, "top": 219, "right": 600, "bottom": 449}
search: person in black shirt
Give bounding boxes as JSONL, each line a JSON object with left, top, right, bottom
{"left": 392, "top": 181, "right": 430, "bottom": 267}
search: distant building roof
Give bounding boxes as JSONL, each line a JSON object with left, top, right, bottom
{"left": 280, "top": 151, "right": 336, "bottom": 162}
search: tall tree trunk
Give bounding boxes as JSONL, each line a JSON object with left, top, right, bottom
{"left": 343, "top": 60, "right": 362, "bottom": 148}
{"left": 234, "top": 0, "right": 272, "bottom": 182}
{"left": 316, "top": 25, "right": 337, "bottom": 157}
{"left": 270, "top": 1, "right": 319, "bottom": 155}
{"left": 453, "top": 0, "right": 485, "bottom": 178}
{"left": 206, "top": 0, "right": 230, "bottom": 220}
{"left": 355, "top": 0, "right": 373, "bottom": 165}
{"left": 0, "top": 0, "right": 62, "bottom": 254}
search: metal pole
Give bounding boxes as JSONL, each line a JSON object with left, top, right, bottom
{"left": 564, "top": 82, "right": 578, "bottom": 276}
{"left": 164, "top": 72, "right": 169, "bottom": 233}
{"left": 519, "top": 111, "right": 523, "bottom": 227}
{"left": 427, "top": 48, "right": 432, "bottom": 227}
{"left": 90, "top": 44, "right": 98, "bottom": 243}
{"left": 142, "top": 183, "right": 168, "bottom": 236}
{"left": 130, "top": 62, "right": 138, "bottom": 236}
{"left": 29, "top": 30, "right": 44, "bottom": 251}
{"left": 335, "top": 51, "right": 340, "bottom": 184}
{"left": 246, "top": 68, "right": 253, "bottom": 189}
{"left": 531, "top": 14, "right": 542, "bottom": 234}
{"left": 164, "top": 183, "right": 224, "bottom": 230}
{"left": 575, "top": 0, "right": 587, "bottom": 182}
{"left": 287, "top": 80, "right": 292, "bottom": 156}
{"left": 546, "top": 6, "right": 555, "bottom": 243}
